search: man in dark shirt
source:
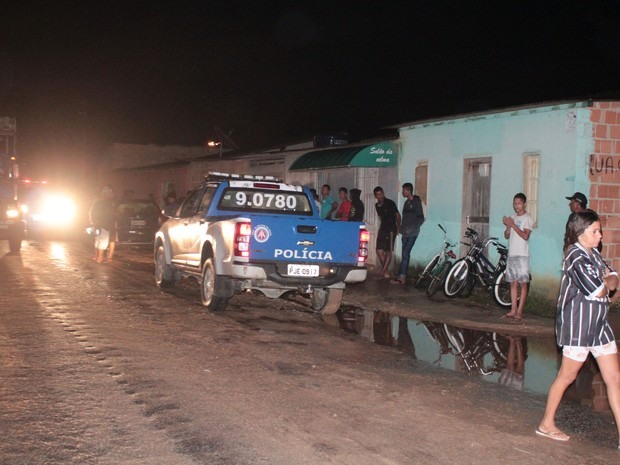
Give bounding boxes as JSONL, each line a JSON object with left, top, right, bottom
{"left": 392, "top": 182, "right": 425, "bottom": 284}
{"left": 373, "top": 186, "right": 400, "bottom": 279}
{"left": 349, "top": 188, "right": 365, "bottom": 222}
{"left": 89, "top": 186, "right": 117, "bottom": 263}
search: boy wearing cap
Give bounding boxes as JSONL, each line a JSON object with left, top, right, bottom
{"left": 566, "top": 192, "right": 603, "bottom": 253}
{"left": 566, "top": 192, "right": 588, "bottom": 214}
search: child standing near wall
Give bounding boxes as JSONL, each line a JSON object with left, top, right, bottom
{"left": 502, "top": 193, "right": 533, "bottom": 321}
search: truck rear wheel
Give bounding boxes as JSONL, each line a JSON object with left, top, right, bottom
{"left": 200, "top": 257, "right": 229, "bottom": 312}
{"left": 312, "top": 288, "right": 344, "bottom": 315}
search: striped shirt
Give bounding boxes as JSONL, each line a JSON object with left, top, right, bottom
{"left": 556, "top": 243, "right": 617, "bottom": 347}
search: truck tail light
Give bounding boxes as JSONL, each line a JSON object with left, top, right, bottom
{"left": 358, "top": 228, "right": 370, "bottom": 263}
{"left": 234, "top": 222, "right": 252, "bottom": 257}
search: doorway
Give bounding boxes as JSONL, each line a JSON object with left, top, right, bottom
{"left": 461, "top": 158, "right": 492, "bottom": 252}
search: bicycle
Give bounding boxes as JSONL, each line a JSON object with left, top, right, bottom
{"left": 417, "top": 320, "right": 456, "bottom": 366}
{"left": 441, "top": 324, "right": 508, "bottom": 376}
{"left": 414, "top": 224, "right": 458, "bottom": 296}
{"left": 443, "top": 227, "right": 513, "bottom": 308}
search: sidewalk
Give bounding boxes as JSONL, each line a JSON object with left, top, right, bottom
{"left": 342, "top": 277, "right": 620, "bottom": 338}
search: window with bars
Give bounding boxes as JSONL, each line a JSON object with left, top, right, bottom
{"left": 523, "top": 153, "right": 540, "bottom": 228}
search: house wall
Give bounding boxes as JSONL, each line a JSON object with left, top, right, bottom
{"left": 398, "top": 102, "right": 593, "bottom": 298}
{"left": 102, "top": 143, "right": 211, "bottom": 205}
{"left": 103, "top": 143, "right": 206, "bottom": 171}
{"left": 108, "top": 164, "right": 192, "bottom": 207}
{"left": 588, "top": 102, "right": 620, "bottom": 273}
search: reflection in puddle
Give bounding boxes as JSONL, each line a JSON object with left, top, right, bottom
{"left": 50, "top": 242, "right": 67, "bottom": 262}
{"left": 333, "top": 306, "right": 609, "bottom": 411}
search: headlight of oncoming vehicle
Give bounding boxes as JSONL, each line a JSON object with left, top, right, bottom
{"left": 33, "top": 195, "right": 77, "bottom": 225}
{"left": 6, "top": 206, "right": 20, "bottom": 219}
{"left": 45, "top": 195, "right": 77, "bottom": 225}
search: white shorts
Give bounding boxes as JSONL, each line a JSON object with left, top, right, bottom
{"left": 95, "top": 229, "right": 110, "bottom": 250}
{"left": 562, "top": 341, "right": 618, "bottom": 362}
{"left": 505, "top": 256, "right": 530, "bottom": 283}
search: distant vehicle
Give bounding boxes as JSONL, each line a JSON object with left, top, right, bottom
{"left": 154, "top": 172, "right": 369, "bottom": 313}
{"left": 0, "top": 117, "right": 26, "bottom": 251}
{"left": 19, "top": 181, "right": 78, "bottom": 237}
{"left": 116, "top": 198, "right": 163, "bottom": 244}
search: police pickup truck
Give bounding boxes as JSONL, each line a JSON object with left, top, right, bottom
{"left": 154, "top": 173, "right": 369, "bottom": 313}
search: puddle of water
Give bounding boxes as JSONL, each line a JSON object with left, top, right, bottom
{"left": 333, "top": 306, "right": 607, "bottom": 410}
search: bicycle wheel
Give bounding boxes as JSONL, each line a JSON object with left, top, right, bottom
{"left": 426, "top": 261, "right": 451, "bottom": 297}
{"left": 464, "top": 273, "right": 479, "bottom": 297}
{"left": 444, "top": 259, "right": 470, "bottom": 297}
{"left": 443, "top": 324, "right": 465, "bottom": 354}
{"left": 415, "top": 254, "right": 440, "bottom": 288}
{"left": 492, "top": 270, "right": 512, "bottom": 308}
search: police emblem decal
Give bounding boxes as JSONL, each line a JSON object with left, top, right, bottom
{"left": 253, "top": 225, "right": 271, "bottom": 243}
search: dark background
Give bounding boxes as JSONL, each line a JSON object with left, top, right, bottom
{"left": 2, "top": 1, "right": 620, "bottom": 180}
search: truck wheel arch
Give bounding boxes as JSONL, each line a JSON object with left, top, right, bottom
{"left": 201, "top": 241, "right": 215, "bottom": 271}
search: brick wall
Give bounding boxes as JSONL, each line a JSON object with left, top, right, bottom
{"left": 589, "top": 102, "right": 620, "bottom": 272}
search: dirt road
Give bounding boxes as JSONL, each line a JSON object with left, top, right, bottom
{"left": 1, "top": 240, "right": 618, "bottom": 464}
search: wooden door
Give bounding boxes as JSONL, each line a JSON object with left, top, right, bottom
{"left": 461, "top": 158, "right": 492, "bottom": 252}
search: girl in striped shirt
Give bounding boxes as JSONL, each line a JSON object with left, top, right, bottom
{"left": 537, "top": 211, "right": 620, "bottom": 448}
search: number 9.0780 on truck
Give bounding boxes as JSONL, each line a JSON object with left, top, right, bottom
{"left": 154, "top": 173, "right": 369, "bottom": 313}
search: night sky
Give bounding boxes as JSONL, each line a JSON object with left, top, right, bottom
{"left": 2, "top": 1, "right": 620, "bottom": 177}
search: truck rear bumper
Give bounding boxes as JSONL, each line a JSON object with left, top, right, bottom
{"left": 229, "top": 262, "right": 366, "bottom": 287}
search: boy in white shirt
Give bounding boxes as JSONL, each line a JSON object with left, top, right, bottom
{"left": 502, "top": 193, "right": 533, "bottom": 321}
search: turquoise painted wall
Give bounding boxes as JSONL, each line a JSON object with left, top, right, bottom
{"left": 396, "top": 102, "right": 592, "bottom": 296}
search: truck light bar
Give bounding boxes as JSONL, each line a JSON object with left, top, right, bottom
{"left": 206, "top": 171, "right": 282, "bottom": 183}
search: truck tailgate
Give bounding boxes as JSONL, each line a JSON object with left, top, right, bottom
{"left": 249, "top": 216, "right": 362, "bottom": 265}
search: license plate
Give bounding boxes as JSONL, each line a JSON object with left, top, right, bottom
{"left": 287, "top": 264, "right": 319, "bottom": 277}
{"left": 131, "top": 220, "right": 146, "bottom": 226}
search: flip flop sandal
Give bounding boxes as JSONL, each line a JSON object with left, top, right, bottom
{"left": 535, "top": 429, "right": 569, "bottom": 442}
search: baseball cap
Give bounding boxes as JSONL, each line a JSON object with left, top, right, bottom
{"left": 566, "top": 192, "right": 587, "bottom": 206}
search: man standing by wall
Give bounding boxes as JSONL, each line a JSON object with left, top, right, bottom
{"left": 392, "top": 182, "right": 424, "bottom": 285}
{"left": 373, "top": 186, "right": 400, "bottom": 279}
{"left": 566, "top": 192, "right": 602, "bottom": 253}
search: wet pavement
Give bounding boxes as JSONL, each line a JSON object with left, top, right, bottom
{"left": 341, "top": 276, "right": 620, "bottom": 338}
{"left": 2, "top": 240, "right": 620, "bottom": 464}
{"left": 339, "top": 277, "right": 620, "bottom": 411}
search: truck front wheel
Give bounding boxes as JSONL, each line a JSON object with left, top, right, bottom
{"left": 200, "top": 257, "right": 229, "bottom": 312}
{"left": 154, "top": 245, "right": 177, "bottom": 289}
{"left": 312, "top": 288, "right": 344, "bottom": 315}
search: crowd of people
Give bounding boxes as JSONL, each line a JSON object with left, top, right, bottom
{"left": 312, "top": 182, "right": 425, "bottom": 285}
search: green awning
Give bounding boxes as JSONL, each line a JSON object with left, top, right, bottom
{"left": 289, "top": 141, "right": 397, "bottom": 171}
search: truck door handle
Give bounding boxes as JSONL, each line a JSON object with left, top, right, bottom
{"left": 297, "top": 225, "right": 317, "bottom": 233}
